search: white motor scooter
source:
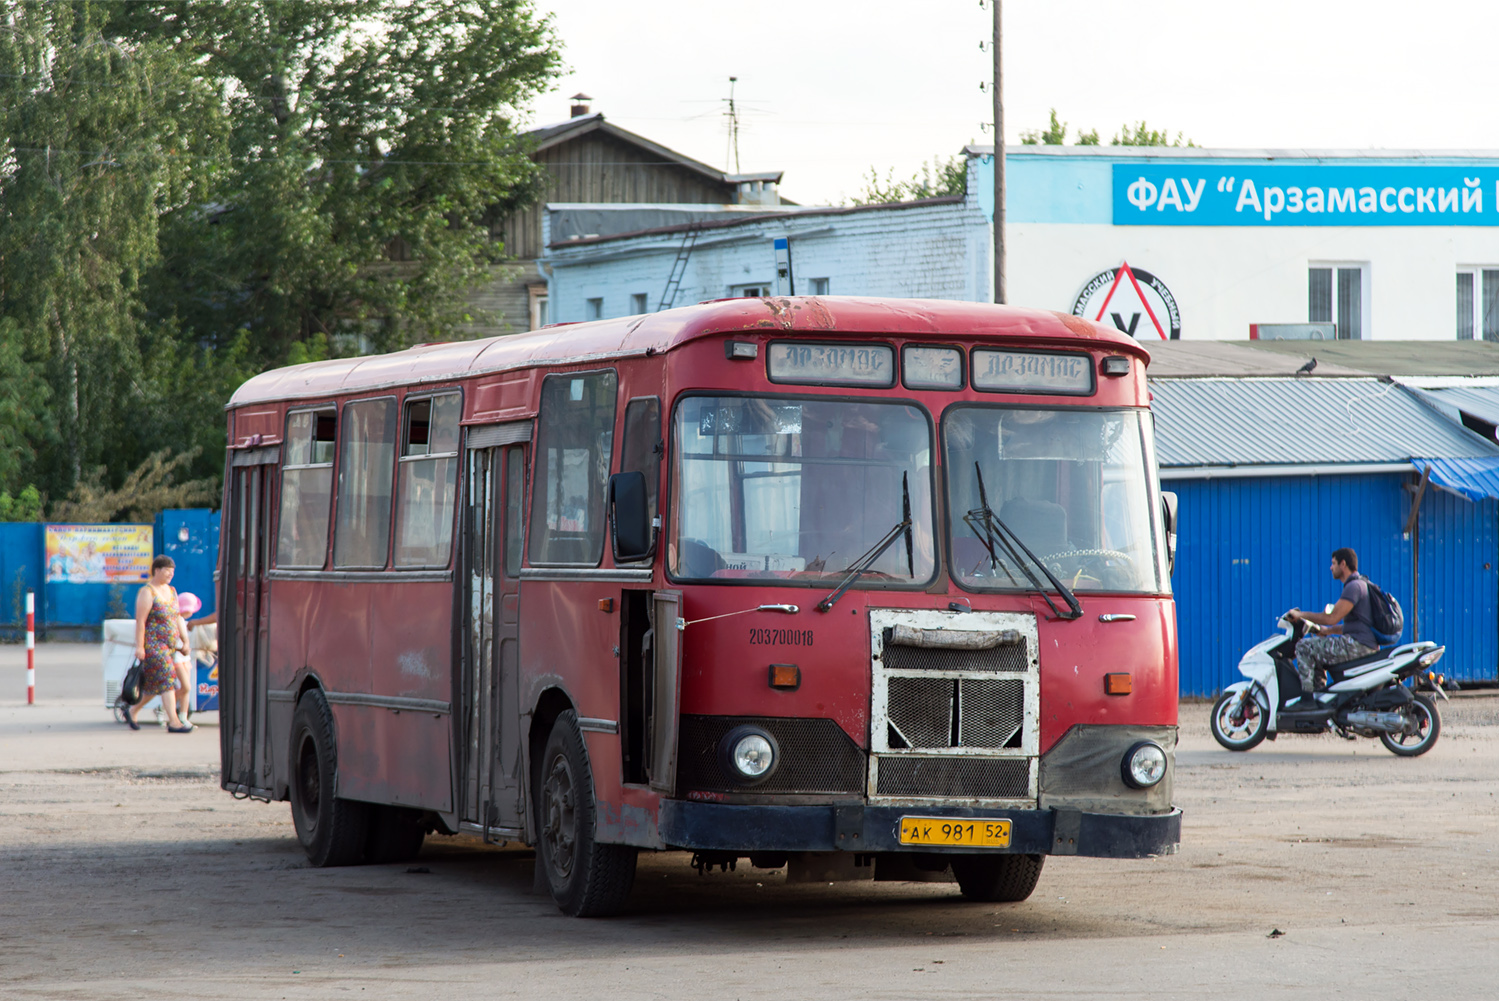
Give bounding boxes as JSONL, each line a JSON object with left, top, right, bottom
{"left": 1210, "top": 614, "right": 1447, "bottom": 756}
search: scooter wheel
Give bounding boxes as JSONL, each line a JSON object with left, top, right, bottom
{"left": 1380, "top": 694, "right": 1440, "bottom": 757}
{"left": 1211, "top": 690, "right": 1268, "bottom": 751}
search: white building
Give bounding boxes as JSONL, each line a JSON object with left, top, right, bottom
{"left": 543, "top": 147, "right": 1499, "bottom": 343}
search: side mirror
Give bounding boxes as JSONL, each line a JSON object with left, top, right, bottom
{"left": 1160, "top": 490, "right": 1178, "bottom": 575}
{"left": 609, "top": 471, "right": 656, "bottom": 563}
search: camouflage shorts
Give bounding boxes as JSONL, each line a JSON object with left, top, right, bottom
{"left": 1295, "top": 634, "right": 1376, "bottom": 689}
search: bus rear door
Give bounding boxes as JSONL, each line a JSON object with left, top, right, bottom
{"left": 222, "top": 447, "right": 277, "bottom": 797}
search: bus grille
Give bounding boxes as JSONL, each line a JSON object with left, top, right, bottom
{"left": 875, "top": 757, "right": 1031, "bottom": 799}
{"left": 886, "top": 677, "right": 1025, "bottom": 749}
{"left": 870, "top": 608, "right": 1040, "bottom": 804}
{"left": 676, "top": 715, "right": 865, "bottom": 795}
{"left": 881, "top": 639, "right": 1029, "bottom": 673}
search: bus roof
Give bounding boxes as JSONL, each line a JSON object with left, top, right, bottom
{"left": 228, "top": 296, "right": 1149, "bottom": 407}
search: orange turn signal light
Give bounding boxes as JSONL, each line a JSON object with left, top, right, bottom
{"left": 598, "top": 598, "right": 614, "bottom": 613}
{"left": 768, "top": 664, "right": 801, "bottom": 690}
{"left": 1104, "top": 672, "right": 1132, "bottom": 695}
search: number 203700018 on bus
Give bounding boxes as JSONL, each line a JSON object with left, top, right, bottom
{"left": 898, "top": 817, "right": 1012, "bottom": 848}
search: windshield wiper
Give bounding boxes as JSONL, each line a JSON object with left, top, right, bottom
{"left": 816, "top": 472, "right": 913, "bottom": 612}
{"left": 962, "top": 463, "right": 1083, "bottom": 620}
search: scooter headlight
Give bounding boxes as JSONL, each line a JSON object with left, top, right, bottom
{"left": 1121, "top": 741, "right": 1168, "bottom": 789}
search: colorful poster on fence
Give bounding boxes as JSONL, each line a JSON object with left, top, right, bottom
{"left": 44, "top": 525, "right": 153, "bottom": 583}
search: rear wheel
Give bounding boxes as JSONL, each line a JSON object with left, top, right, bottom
{"left": 537, "top": 711, "right": 637, "bottom": 916}
{"left": 951, "top": 854, "right": 1044, "bottom": 902}
{"left": 290, "top": 689, "right": 369, "bottom": 867}
{"left": 1380, "top": 694, "right": 1440, "bottom": 757}
{"left": 1211, "top": 689, "right": 1268, "bottom": 751}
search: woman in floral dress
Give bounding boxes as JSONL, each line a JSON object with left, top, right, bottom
{"left": 124, "top": 555, "right": 194, "bottom": 732}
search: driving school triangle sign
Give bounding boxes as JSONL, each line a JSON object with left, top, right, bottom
{"left": 1070, "top": 261, "right": 1181, "bottom": 340}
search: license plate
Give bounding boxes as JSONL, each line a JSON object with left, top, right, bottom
{"left": 898, "top": 816, "right": 1012, "bottom": 848}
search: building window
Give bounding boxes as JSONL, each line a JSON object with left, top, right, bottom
{"left": 333, "top": 397, "right": 397, "bottom": 569}
{"left": 631, "top": 292, "right": 649, "bottom": 314}
{"left": 733, "top": 284, "right": 769, "bottom": 298}
{"left": 527, "top": 284, "right": 549, "bottom": 330}
{"left": 1309, "top": 265, "right": 1365, "bottom": 340}
{"left": 810, "top": 277, "right": 830, "bottom": 296}
{"left": 394, "top": 393, "right": 462, "bottom": 567}
{"left": 1456, "top": 269, "right": 1499, "bottom": 341}
{"left": 586, "top": 297, "right": 603, "bottom": 320}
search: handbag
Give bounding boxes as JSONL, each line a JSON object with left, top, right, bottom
{"left": 119, "top": 658, "right": 145, "bottom": 707}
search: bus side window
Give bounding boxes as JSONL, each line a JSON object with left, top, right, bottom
{"left": 276, "top": 408, "right": 336, "bottom": 568}
{"left": 394, "top": 392, "right": 462, "bottom": 567}
{"left": 528, "top": 370, "right": 618, "bottom": 566}
{"left": 333, "top": 397, "right": 397, "bottom": 568}
{"left": 618, "top": 397, "right": 662, "bottom": 533}
{"left": 503, "top": 446, "right": 525, "bottom": 578}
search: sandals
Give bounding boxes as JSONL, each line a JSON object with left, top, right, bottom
{"left": 123, "top": 706, "right": 140, "bottom": 730}
{"left": 167, "top": 723, "right": 195, "bottom": 734}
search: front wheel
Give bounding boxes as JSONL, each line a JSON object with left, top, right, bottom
{"left": 537, "top": 711, "right": 638, "bottom": 916}
{"left": 1211, "top": 689, "right": 1268, "bottom": 751}
{"left": 951, "top": 854, "right": 1044, "bottom": 902}
{"left": 1380, "top": 694, "right": 1441, "bottom": 756}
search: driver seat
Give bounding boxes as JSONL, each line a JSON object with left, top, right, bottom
{"left": 999, "top": 497, "right": 1068, "bottom": 556}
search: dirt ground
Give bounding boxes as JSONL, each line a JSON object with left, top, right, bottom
{"left": 3, "top": 644, "right": 1498, "bottom": 1000}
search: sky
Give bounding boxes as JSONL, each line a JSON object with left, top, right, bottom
{"left": 526, "top": 0, "right": 1499, "bottom": 207}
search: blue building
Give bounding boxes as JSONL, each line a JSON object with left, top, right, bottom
{"left": 1148, "top": 343, "right": 1499, "bottom": 694}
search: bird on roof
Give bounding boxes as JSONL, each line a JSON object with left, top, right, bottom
{"left": 1295, "top": 357, "right": 1317, "bottom": 375}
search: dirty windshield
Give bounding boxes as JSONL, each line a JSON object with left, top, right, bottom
{"left": 670, "top": 396, "right": 935, "bottom": 585}
{"left": 944, "top": 407, "right": 1166, "bottom": 594}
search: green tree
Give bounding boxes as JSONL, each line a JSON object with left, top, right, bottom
{"left": 110, "top": 1, "right": 563, "bottom": 363}
{"left": 1111, "top": 121, "right": 1196, "bottom": 147}
{"left": 851, "top": 155, "right": 967, "bottom": 205}
{"left": 0, "top": 2, "right": 218, "bottom": 504}
{"left": 1020, "top": 109, "right": 1068, "bottom": 145}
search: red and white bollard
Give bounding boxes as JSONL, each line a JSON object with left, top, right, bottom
{"left": 25, "top": 591, "right": 35, "bottom": 705}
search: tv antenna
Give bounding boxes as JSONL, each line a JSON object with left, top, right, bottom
{"left": 723, "top": 76, "right": 741, "bottom": 173}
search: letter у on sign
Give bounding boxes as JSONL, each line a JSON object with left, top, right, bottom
{"left": 1112, "top": 165, "right": 1499, "bottom": 226}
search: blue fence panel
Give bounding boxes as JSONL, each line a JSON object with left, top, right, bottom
{"left": 1170, "top": 473, "right": 1420, "bottom": 696}
{"left": 0, "top": 523, "right": 44, "bottom": 638}
{"left": 1417, "top": 489, "right": 1498, "bottom": 682}
{"left": 155, "top": 509, "right": 221, "bottom": 617}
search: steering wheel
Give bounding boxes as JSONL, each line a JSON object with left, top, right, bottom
{"left": 1042, "top": 549, "right": 1138, "bottom": 586}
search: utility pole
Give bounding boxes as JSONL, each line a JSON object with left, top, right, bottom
{"left": 992, "top": 0, "right": 1005, "bottom": 304}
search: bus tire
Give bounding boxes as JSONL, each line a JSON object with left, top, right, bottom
{"left": 289, "top": 689, "right": 369, "bottom": 867}
{"left": 537, "top": 710, "right": 637, "bottom": 917}
{"left": 951, "top": 853, "right": 1044, "bottom": 902}
{"left": 365, "top": 805, "right": 426, "bottom": 864}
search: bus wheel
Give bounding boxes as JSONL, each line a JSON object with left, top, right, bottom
{"left": 289, "top": 689, "right": 369, "bottom": 867}
{"left": 537, "top": 710, "right": 637, "bottom": 917}
{"left": 951, "top": 853, "right": 1044, "bottom": 902}
{"left": 365, "top": 805, "right": 426, "bottom": 864}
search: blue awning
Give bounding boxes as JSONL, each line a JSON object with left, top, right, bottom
{"left": 1411, "top": 456, "right": 1499, "bottom": 502}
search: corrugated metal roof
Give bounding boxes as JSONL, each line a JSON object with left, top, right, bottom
{"left": 1412, "top": 456, "right": 1499, "bottom": 502}
{"left": 1415, "top": 385, "right": 1499, "bottom": 426}
{"left": 1150, "top": 378, "right": 1499, "bottom": 468}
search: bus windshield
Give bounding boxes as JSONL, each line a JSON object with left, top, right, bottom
{"left": 945, "top": 406, "right": 1165, "bottom": 594}
{"left": 670, "top": 395, "right": 936, "bottom": 585}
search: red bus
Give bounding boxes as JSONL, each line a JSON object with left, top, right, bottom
{"left": 217, "top": 296, "right": 1180, "bottom": 916}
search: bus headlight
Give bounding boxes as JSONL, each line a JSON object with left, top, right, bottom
{"left": 1121, "top": 741, "right": 1167, "bottom": 789}
{"left": 720, "top": 726, "right": 779, "bottom": 785}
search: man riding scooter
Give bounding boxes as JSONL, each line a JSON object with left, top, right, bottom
{"left": 1285, "top": 547, "right": 1379, "bottom": 707}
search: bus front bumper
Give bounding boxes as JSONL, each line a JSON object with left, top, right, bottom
{"left": 658, "top": 801, "right": 1180, "bottom": 859}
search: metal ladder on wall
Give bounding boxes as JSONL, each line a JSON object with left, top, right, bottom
{"left": 657, "top": 225, "right": 701, "bottom": 311}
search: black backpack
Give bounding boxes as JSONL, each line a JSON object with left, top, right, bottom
{"left": 1363, "top": 578, "right": 1404, "bottom": 644}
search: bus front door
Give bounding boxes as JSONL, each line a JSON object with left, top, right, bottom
{"left": 222, "top": 450, "right": 276, "bottom": 797}
{"left": 460, "top": 439, "right": 528, "bottom": 837}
